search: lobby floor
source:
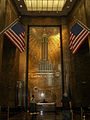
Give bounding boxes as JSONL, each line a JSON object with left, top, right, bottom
{"left": 8, "top": 111, "right": 84, "bottom": 120}
{"left": 2, "top": 110, "right": 90, "bottom": 120}
{"left": 9, "top": 112, "right": 62, "bottom": 120}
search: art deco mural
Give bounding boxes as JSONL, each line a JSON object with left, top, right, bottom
{"left": 28, "top": 27, "right": 62, "bottom": 106}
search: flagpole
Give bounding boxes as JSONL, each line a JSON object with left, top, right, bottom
{"left": 60, "top": 25, "right": 65, "bottom": 97}
{"left": 0, "top": 16, "right": 21, "bottom": 35}
{"left": 76, "top": 19, "right": 90, "bottom": 31}
{"left": 25, "top": 25, "right": 29, "bottom": 112}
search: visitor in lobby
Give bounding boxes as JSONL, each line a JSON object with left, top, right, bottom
{"left": 29, "top": 95, "right": 36, "bottom": 114}
{"left": 61, "top": 93, "right": 72, "bottom": 120}
{"left": 42, "top": 99, "right": 48, "bottom": 103}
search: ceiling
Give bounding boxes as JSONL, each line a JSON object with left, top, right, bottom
{"left": 13, "top": 0, "right": 77, "bottom": 16}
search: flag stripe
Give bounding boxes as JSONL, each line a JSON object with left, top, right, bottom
{"left": 6, "top": 29, "right": 25, "bottom": 51}
{"left": 19, "top": 32, "right": 25, "bottom": 43}
{"left": 4, "top": 22, "right": 25, "bottom": 52}
{"left": 4, "top": 30, "right": 25, "bottom": 52}
{"left": 73, "top": 32, "right": 89, "bottom": 54}
{"left": 5, "top": 31, "right": 24, "bottom": 52}
{"left": 73, "top": 30, "right": 88, "bottom": 48}
{"left": 69, "top": 33, "right": 75, "bottom": 46}
{"left": 4, "top": 32, "right": 23, "bottom": 52}
{"left": 9, "top": 29, "right": 25, "bottom": 47}
{"left": 69, "top": 22, "right": 90, "bottom": 54}
{"left": 73, "top": 29, "right": 87, "bottom": 44}
{"left": 19, "top": 33, "right": 25, "bottom": 45}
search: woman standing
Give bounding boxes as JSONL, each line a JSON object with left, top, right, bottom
{"left": 29, "top": 95, "right": 36, "bottom": 113}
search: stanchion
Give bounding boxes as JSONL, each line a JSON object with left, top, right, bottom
{"left": 82, "top": 114, "right": 86, "bottom": 120}
{"left": 81, "top": 106, "right": 83, "bottom": 120}
{"left": 0, "top": 106, "right": 1, "bottom": 113}
{"left": 71, "top": 110, "right": 73, "bottom": 120}
{"left": 7, "top": 106, "right": 9, "bottom": 120}
{"left": 0, "top": 106, "right": 1, "bottom": 119}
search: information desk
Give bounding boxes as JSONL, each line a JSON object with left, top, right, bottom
{"left": 36, "top": 103, "right": 56, "bottom": 112}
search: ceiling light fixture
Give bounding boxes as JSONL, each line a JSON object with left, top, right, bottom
{"left": 70, "top": 0, "right": 72, "bottom": 2}
{"left": 67, "top": 6, "right": 70, "bottom": 8}
{"left": 24, "top": 0, "right": 67, "bottom": 12}
{"left": 20, "top": 5, "right": 23, "bottom": 8}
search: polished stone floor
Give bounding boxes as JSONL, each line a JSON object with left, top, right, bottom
{"left": 2, "top": 110, "right": 89, "bottom": 120}
{"left": 8, "top": 111, "right": 82, "bottom": 120}
{"left": 1, "top": 109, "right": 90, "bottom": 120}
{"left": 9, "top": 112, "right": 62, "bottom": 120}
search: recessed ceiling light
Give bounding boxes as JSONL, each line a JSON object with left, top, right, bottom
{"left": 20, "top": 5, "right": 22, "bottom": 8}
{"left": 24, "top": 0, "right": 67, "bottom": 12}
{"left": 18, "top": 0, "right": 20, "bottom": 1}
{"left": 82, "top": 81, "right": 86, "bottom": 84}
{"left": 70, "top": 0, "right": 72, "bottom": 2}
{"left": 67, "top": 6, "right": 70, "bottom": 8}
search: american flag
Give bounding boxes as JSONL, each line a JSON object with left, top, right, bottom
{"left": 4, "top": 22, "right": 25, "bottom": 52}
{"left": 69, "top": 22, "right": 90, "bottom": 54}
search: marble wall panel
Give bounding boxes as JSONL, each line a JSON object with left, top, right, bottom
{"left": 21, "top": 23, "right": 70, "bottom": 107}
{"left": 68, "top": 0, "right": 90, "bottom": 107}
{"left": 0, "top": 0, "right": 20, "bottom": 107}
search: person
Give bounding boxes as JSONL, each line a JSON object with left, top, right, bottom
{"left": 29, "top": 95, "right": 36, "bottom": 113}
{"left": 61, "top": 93, "right": 72, "bottom": 120}
{"left": 42, "top": 99, "right": 48, "bottom": 103}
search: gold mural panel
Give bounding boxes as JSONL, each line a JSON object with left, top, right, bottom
{"left": 28, "top": 27, "right": 62, "bottom": 106}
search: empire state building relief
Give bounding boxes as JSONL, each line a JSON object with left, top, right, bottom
{"left": 28, "top": 27, "right": 62, "bottom": 106}
{"left": 38, "top": 29, "right": 53, "bottom": 74}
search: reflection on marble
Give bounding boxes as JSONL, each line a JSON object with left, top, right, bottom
{"left": 5, "top": 110, "right": 90, "bottom": 120}
{"left": 9, "top": 111, "right": 90, "bottom": 120}
{"left": 9, "top": 112, "right": 62, "bottom": 120}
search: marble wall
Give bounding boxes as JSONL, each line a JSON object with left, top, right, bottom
{"left": 20, "top": 16, "right": 70, "bottom": 107}
{"left": 68, "top": 0, "right": 90, "bottom": 107}
{"left": 0, "top": 0, "right": 24, "bottom": 107}
{"left": 0, "top": 0, "right": 90, "bottom": 108}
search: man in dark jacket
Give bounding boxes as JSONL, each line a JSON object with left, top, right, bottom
{"left": 61, "top": 93, "right": 72, "bottom": 120}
